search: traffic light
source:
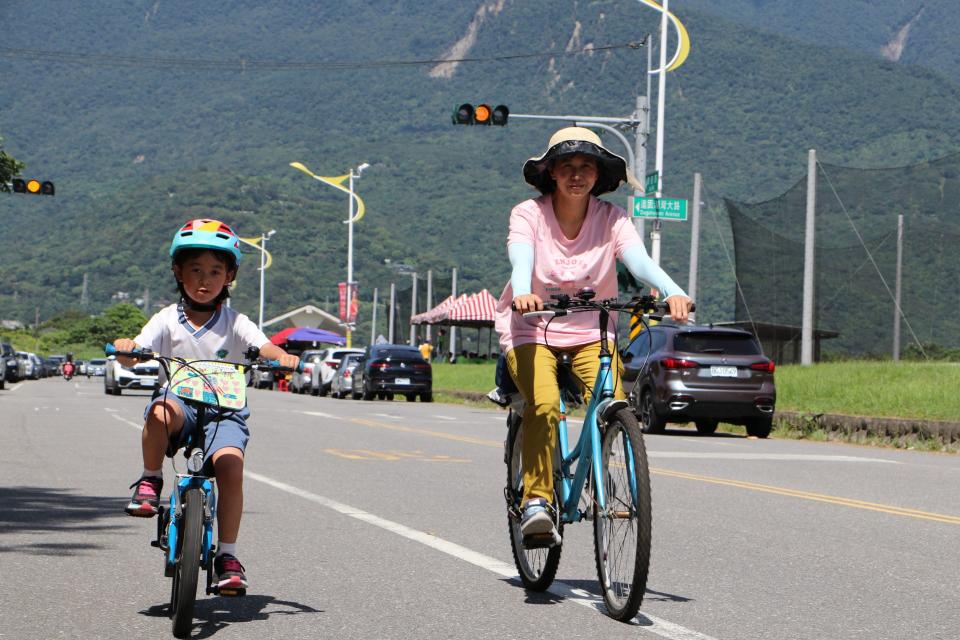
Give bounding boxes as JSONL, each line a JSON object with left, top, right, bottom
{"left": 11, "top": 178, "right": 55, "bottom": 196}
{"left": 452, "top": 103, "right": 509, "bottom": 126}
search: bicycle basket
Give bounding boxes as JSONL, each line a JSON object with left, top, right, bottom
{"left": 169, "top": 360, "right": 247, "bottom": 410}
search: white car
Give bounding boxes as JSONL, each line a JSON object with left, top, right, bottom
{"left": 310, "top": 347, "right": 364, "bottom": 396}
{"left": 289, "top": 349, "right": 325, "bottom": 394}
{"left": 15, "top": 352, "right": 36, "bottom": 380}
{"left": 86, "top": 358, "right": 108, "bottom": 376}
{"left": 104, "top": 357, "right": 160, "bottom": 395}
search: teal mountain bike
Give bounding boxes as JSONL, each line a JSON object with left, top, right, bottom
{"left": 504, "top": 290, "right": 674, "bottom": 621}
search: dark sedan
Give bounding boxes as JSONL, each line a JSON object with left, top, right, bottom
{"left": 352, "top": 344, "right": 432, "bottom": 402}
{"left": 622, "top": 323, "right": 776, "bottom": 438}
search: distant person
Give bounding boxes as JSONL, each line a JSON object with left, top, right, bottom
{"left": 494, "top": 127, "right": 693, "bottom": 545}
{"left": 418, "top": 340, "right": 434, "bottom": 362}
{"left": 113, "top": 218, "right": 298, "bottom": 595}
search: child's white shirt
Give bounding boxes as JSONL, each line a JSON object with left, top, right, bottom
{"left": 134, "top": 303, "right": 269, "bottom": 383}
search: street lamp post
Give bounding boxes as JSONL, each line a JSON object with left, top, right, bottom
{"left": 346, "top": 163, "right": 370, "bottom": 347}
{"left": 258, "top": 230, "right": 276, "bottom": 329}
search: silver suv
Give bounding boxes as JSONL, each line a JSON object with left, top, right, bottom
{"left": 622, "top": 324, "right": 776, "bottom": 438}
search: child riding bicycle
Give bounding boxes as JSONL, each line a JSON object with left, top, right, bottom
{"left": 114, "top": 218, "right": 299, "bottom": 593}
{"left": 494, "top": 127, "right": 694, "bottom": 545}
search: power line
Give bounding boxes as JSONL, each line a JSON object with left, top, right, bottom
{"left": 0, "top": 41, "right": 644, "bottom": 73}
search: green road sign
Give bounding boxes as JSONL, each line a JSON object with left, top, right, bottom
{"left": 645, "top": 172, "right": 659, "bottom": 194}
{"left": 631, "top": 196, "right": 688, "bottom": 221}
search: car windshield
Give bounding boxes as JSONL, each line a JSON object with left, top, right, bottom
{"left": 673, "top": 333, "right": 762, "bottom": 356}
{"left": 89, "top": 359, "right": 107, "bottom": 365}
{"left": 332, "top": 350, "right": 360, "bottom": 360}
{"left": 304, "top": 354, "right": 324, "bottom": 364}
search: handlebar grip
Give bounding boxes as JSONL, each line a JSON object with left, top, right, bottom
{"left": 104, "top": 343, "right": 155, "bottom": 361}
{"left": 104, "top": 343, "right": 116, "bottom": 356}
{"left": 522, "top": 310, "right": 557, "bottom": 319}
{"left": 262, "top": 359, "right": 304, "bottom": 373}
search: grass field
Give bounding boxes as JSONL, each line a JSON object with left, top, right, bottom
{"left": 433, "top": 360, "right": 958, "bottom": 422}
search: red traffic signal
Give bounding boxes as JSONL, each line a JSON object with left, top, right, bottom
{"left": 452, "top": 103, "right": 509, "bottom": 126}
{"left": 11, "top": 178, "right": 55, "bottom": 196}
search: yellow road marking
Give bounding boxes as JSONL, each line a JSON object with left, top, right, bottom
{"left": 652, "top": 467, "right": 960, "bottom": 525}
{"left": 323, "top": 447, "right": 469, "bottom": 463}
{"left": 347, "top": 415, "right": 957, "bottom": 525}
{"left": 350, "top": 417, "right": 501, "bottom": 448}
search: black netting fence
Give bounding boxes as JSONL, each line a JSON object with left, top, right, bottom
{"left": 726, "top": 152, "right": 960, "bottom": 357}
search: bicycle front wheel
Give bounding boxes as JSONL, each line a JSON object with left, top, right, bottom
{"left": 593, "top": 409, "right": 651, "bottom": 621}
{"left": 505, "top": 413, "right": 562, "bottom": 591}
{"left": 171, "top": 486, "right": 204, "bottom": 638}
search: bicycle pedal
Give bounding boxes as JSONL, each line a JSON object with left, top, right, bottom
{"left": 217, "top": 586, "right": 246, "bottom": 597}
{"left": 522, "top": 532, "right": 561, "bottom": 550}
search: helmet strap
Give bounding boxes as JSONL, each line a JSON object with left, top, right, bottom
{"left": 177, "top": 282, "right": 220, "bottom": 312}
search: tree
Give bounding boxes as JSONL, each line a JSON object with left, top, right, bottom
{"left": 0, "top": 136, "right": 25, "bottom": 192}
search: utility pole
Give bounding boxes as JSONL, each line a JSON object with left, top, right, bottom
{"left": 371, "top": 287, "right": 378, "bottom": 345}
{"left": 801, "top": 150, "right": 817, "bottom": 366}
{"left": 893, "top": 214, "right": 904, "bottom": 361}
{"left": 450, "top": 267, "right": 458, "bottom": 360}
{"left": 687, "top": 172, "right": 702, "bottom": 322}
{"left": 388, "top": 282, "right": 396, "bottom": 344}
{"left": 425, "top": 269, "right": 433, "bottom": 342}
{"left": 409, "top": 272, "right": 418, "bottom": 346}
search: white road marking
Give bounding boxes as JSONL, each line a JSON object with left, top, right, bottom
{"left": 105, "top": 407, "right": 118, "bottom": 413}
{"left": 649, "top": 452, "right": 898, "bottom": 463}
{"left": 435, "top": 415, "right": 457, "bottom": 421}
{"left": 246, "top": 470, "right": 720, "bottom": 640}
{"left": 374, "top": 413, "right": 403, "bottom": 420}
{"left": 7, "top": 383, "right": 22, "bottom": 392}
{"left": 681, "top": 438, "right": 735, "bottom": 447}
{"left": 299, "top": 410, "right": 337, "bottom": 419}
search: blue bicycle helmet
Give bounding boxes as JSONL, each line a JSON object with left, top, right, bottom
{"left": 170, "top": 219, "right": 242, "bottom": 266}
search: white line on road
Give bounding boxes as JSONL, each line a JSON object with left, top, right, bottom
{"left": 649, "top": 452, "right": 898, "bottom": 463}
{"left": 299, "top": 410, "right": 337, "bottom": 419}
{"left": 246, "top": 470, "right": 719, "bottom": 640}
{"left": 434, "top": 415, "right": 457, "bottom": 421}
{"left": 7, "top": 383, "right": 22, "bottom": 392}
{"left": 374, "top": 413, "right": 403, "bottom": 420}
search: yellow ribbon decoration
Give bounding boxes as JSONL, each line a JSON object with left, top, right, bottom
{"left": 238, "top": 236, "right": 273, "bottom": 269}
{"left": 638, "top": 0, "right": 690, "bottom": 73}
{"left": 289, "top": 161, "right": 366, "bottom": 223}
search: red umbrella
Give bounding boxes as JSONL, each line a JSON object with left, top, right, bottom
{"left": 269, "top": 327, "right": 298, "bottom": 345}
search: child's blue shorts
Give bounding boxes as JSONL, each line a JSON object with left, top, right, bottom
{"left": 144, "top": 388, "right": 250, "bottom": 463}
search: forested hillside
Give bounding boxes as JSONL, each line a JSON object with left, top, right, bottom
{"left": 2, "top": 0, "right": 960, "bottom": 353}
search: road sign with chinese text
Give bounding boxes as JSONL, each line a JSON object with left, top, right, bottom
{"left": 631, "top": 196, "right": 688, "bottom": 221}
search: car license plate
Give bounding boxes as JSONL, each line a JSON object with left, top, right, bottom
{"left": 709, "top": 366, "right": 738, "bottom": 378}
{"left": 140, "top": 377, "right": 155, "bottom": 386}
{"left": 395, "top": 377, "right": 411, "bottom": 385}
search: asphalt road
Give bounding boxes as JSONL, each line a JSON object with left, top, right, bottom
{"left": 2, "top": 376, "right": 958, "bottom": 639}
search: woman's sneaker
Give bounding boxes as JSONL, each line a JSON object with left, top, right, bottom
{"left": 214, "top": 553, "right": 248, "bottom": 596}
{"left": 520, "top": 498, "right": 561, "bottom": 548}
{"left": 125, "top": 476, "right": 163, "bottom": 517}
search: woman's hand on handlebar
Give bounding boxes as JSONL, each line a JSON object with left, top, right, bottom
{"left": 112, "top": 338, "right": 140, "bottom": 368}
{"left": 512, "top": 293, "right": 544, "bottom": 314}
{"left": 664, "top": 295, "right": 694, "bottom": 323}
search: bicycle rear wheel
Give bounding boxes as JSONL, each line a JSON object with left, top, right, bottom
{"left": 171, "top": 486, "right": 204, "bottom": 638}
{"left": 505, "top": 413, "right": 562, "bottom": 591}
{"left": 593, "top": 409, "right": 651, "bottom": 621}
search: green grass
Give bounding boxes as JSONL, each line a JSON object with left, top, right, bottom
{"left": 434, "top": 360, "right": 958, "bottom": 422}
{"left": 775, "top": 362, "right": 957, "bottom": 422}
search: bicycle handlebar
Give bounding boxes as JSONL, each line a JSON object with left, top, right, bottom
{"left": 514, "top": 290, "right": 693, "bottom": 321}
{"left": 104, "top": 344, "right": 304, "bottom": 373}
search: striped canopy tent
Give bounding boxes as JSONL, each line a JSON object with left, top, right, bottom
{"left": 446, "top": 289, "right": 497, "bottom": 328}
{"left": 411, "top": 293, "right": 466, "bottom": 325}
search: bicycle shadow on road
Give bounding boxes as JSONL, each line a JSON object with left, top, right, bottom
{"left": 510, "top": 576, "right": 693, "bottom": 617}
{"left": 141, "top": 594, "right": 323, "bottom": 638}
{"left": 0, "top": 486, "right": 132, "bottom": 554}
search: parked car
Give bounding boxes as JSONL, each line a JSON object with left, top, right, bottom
{"left": 86, "top": 358, "right": 108, "bottom": 377}
{"left": 77, "top": 360, "right": 88, "bottom": 375}
{"left": 289, "top": 349, "right": 325, "bottom": 394}
{"left": 15, "top": 352, "right": 36, "bottom": 380}
{"left": 622, "top": 323, "right": 776, "bottom": 438}
{"left": 310, "top": 347, "right": 364, "bottom": 396}
{"left": 251, "top": 368, "right": 274, "bottom": 390}
{"left": 104, "top": 356, "right": 160, "bottom": 395}
{"left": 47, "top": 354, "right": 67, "bottom": 374}
{"left": 351, "top": 344, "right": 432, "bottom": 402}
{"left": 1, "top": 343, "right": 15, "bottom": 384}
{"left": 330, "top": 353, "right": 362, "bottom": 399}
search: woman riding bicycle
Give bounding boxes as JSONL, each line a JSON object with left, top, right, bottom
{"left": 114, "top": 218, "right": 298, "bottom": 594}
{"left": 494, "top": 127, "right": 694, "bottom": 544}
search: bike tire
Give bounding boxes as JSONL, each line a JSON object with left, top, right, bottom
{"left": 593, "top": 408, "right": 651, "bottom": 622}
{"left": 170, "top": 486, "right": 204, "bottom": 638}
{"left": 505, "top": 413, "right": 562, "bottom": 591}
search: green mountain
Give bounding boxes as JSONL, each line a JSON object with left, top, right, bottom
{"left": 3, "top": 0, "right": 960, "bottom": 353}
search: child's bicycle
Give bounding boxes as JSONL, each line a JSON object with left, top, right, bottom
{"left": 106, "top": 343, "right": 301, "bottom": 639}
{"left": 504, "top": 289, "right": 681, "bottom": 622}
